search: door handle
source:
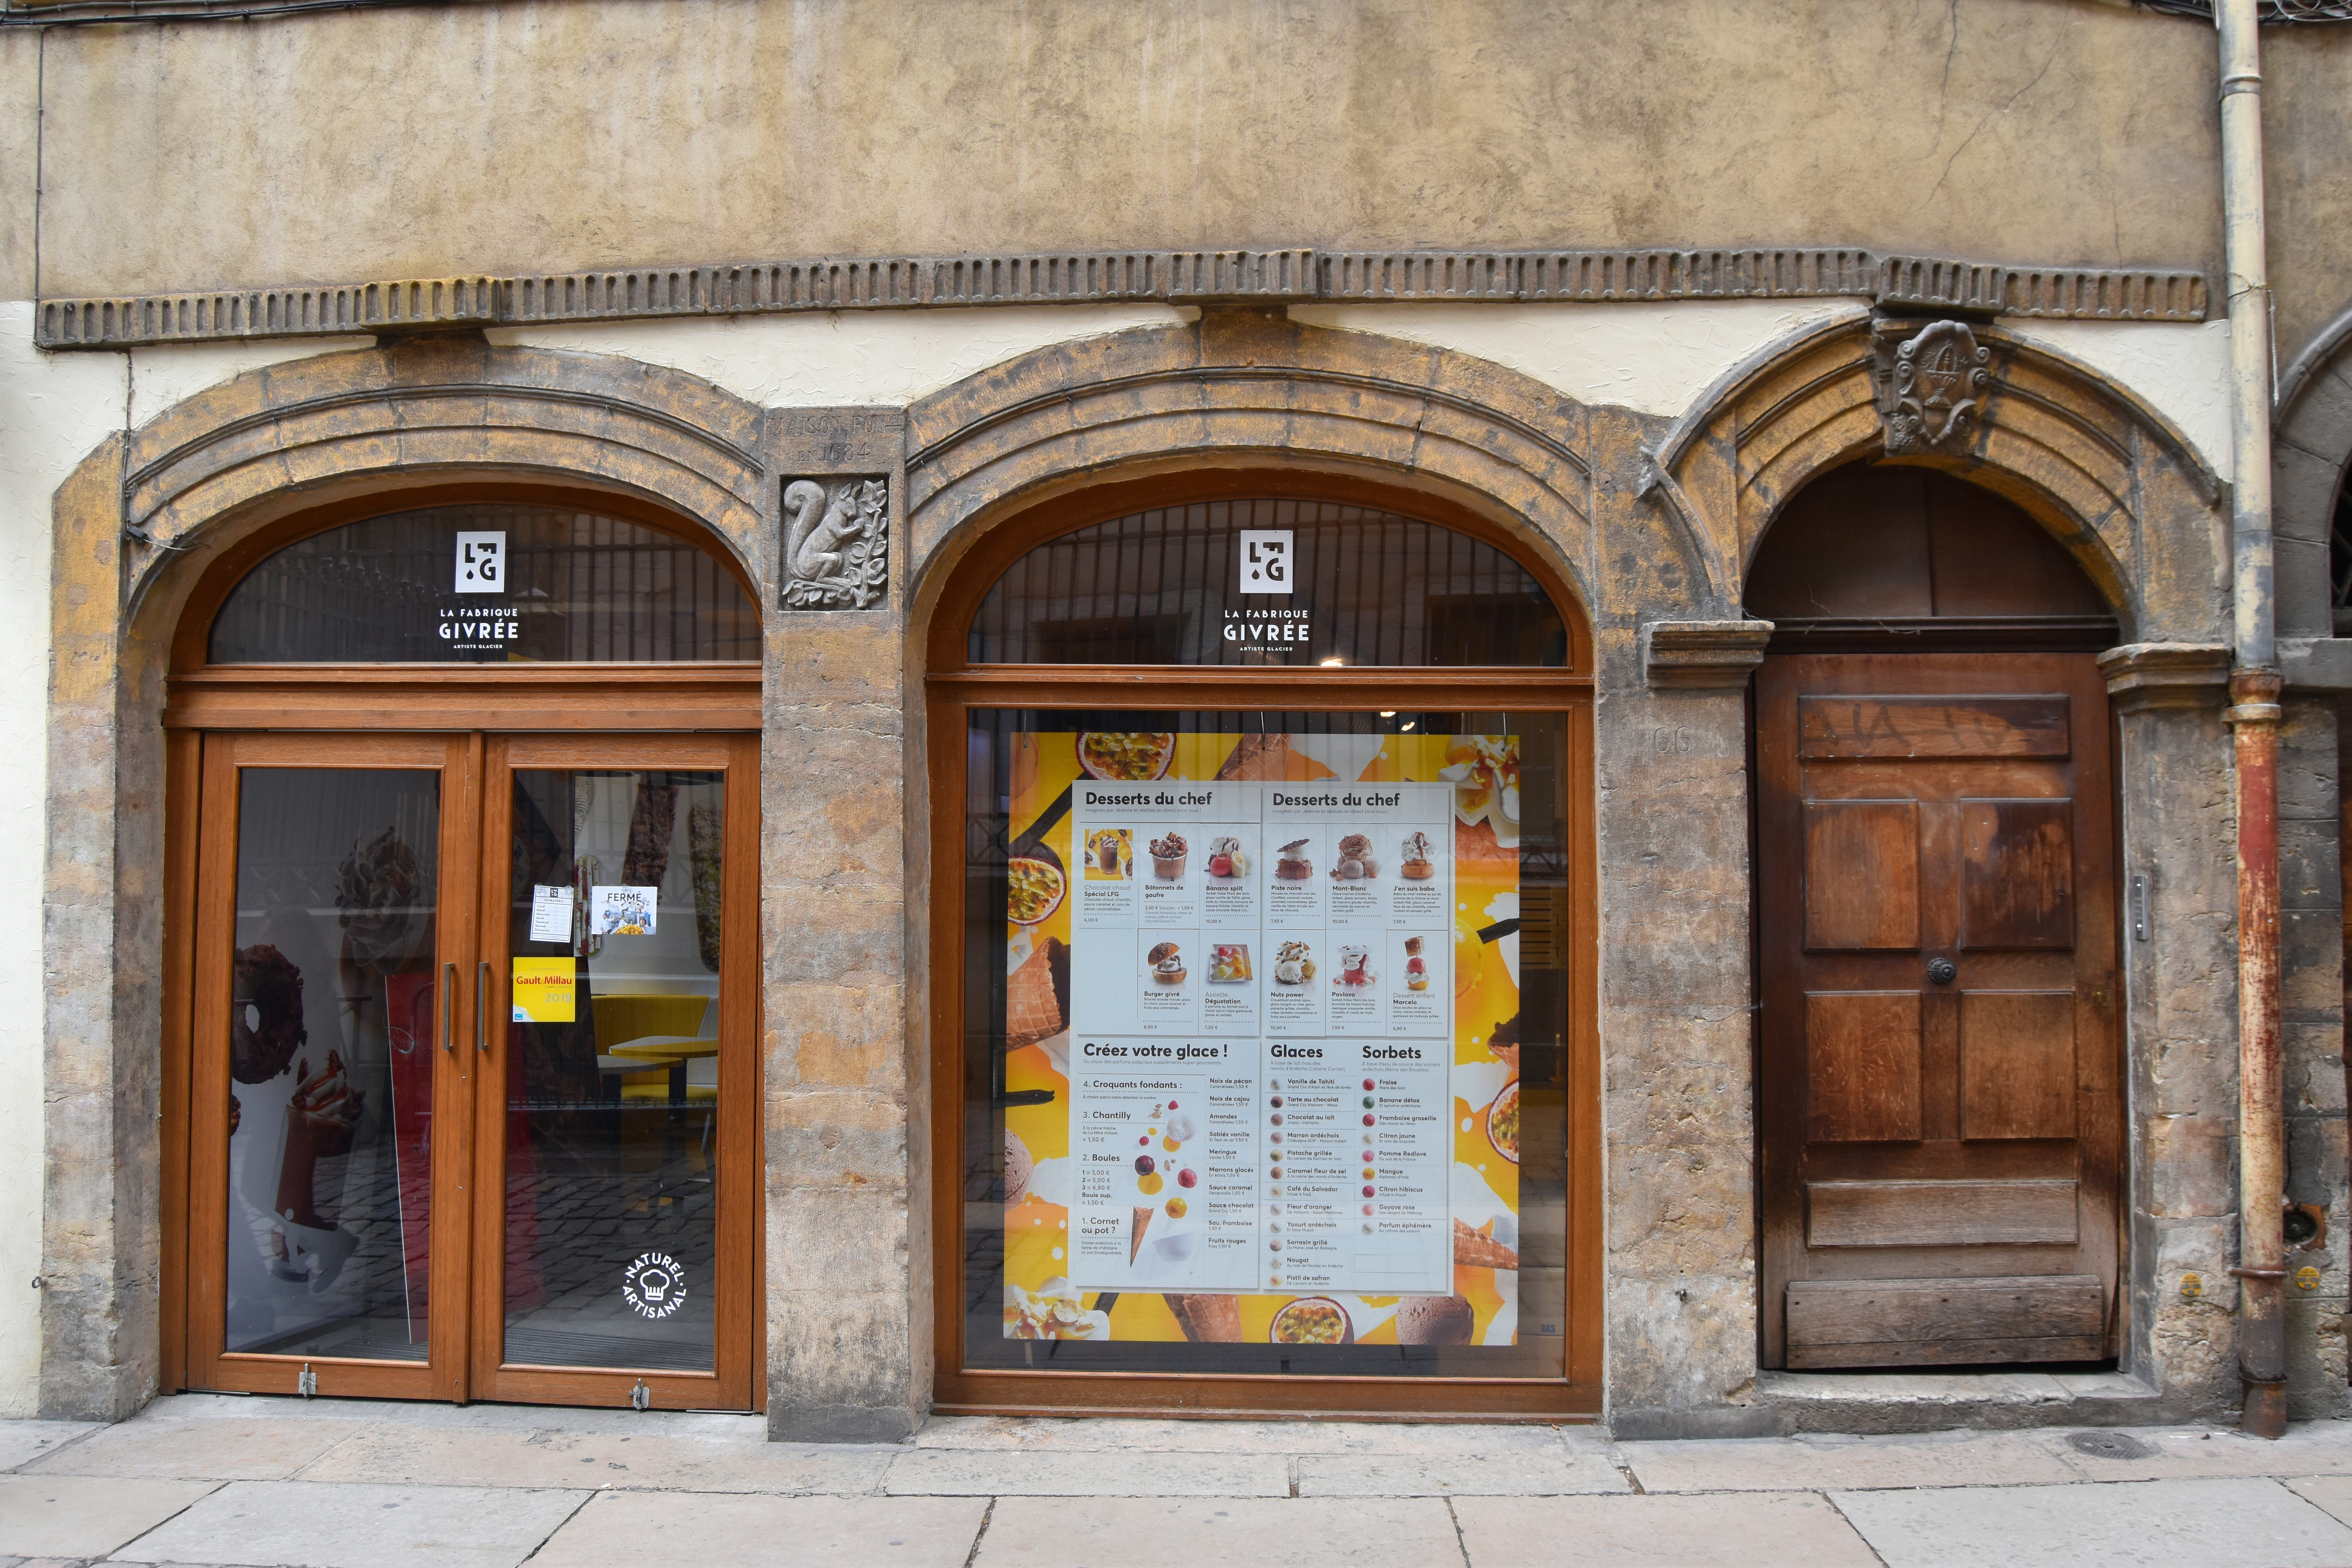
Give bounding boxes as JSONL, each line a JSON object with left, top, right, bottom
{"left": 441, "top": 962, "right": 456, "bottom": 1051}
{"left": 477, "top": 960, "right": 492, "bottom": 1052}
{"left": 1927, "top": 958, "right": 1958, "bottom": 986}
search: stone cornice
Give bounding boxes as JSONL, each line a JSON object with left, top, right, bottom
{"left": 2097, "top": 641, "right": 2234, "bottom": 710}
{"left": 33, "top": 247, "right": 2210, "bottom": 350}
{"left": 1642, "top": 620, "right": 1776, "bottom": 689}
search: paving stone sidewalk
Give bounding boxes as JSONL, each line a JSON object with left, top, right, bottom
{"left": 7, "top": 1397, "right": 2352, "bottom": 1566}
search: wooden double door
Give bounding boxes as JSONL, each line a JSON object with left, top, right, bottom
{"left": 1757, "top": 655, "right": 2122, "bottom": 1368}
{"left": 177, "top": 729, "right": 760, "bottom": 1407}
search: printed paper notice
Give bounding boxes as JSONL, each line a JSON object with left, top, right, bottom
{"left": 528, "top": 885, "right": 574, "bottom": 943}
{"left": 511, "top": 957, "right": 577, "bottom": 1022}
{"left": 590, "top": 885, "right": 657, "bottom": 936}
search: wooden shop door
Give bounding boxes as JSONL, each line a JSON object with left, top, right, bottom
{"left": 1756, "top": 654, "right": 2122, "bottom": 1369}
{"left": 179, "top": 728, "right": 760, "bottom": 1408}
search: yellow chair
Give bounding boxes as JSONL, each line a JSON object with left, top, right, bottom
{"left": 591, "top": 993, "right": 710, "bottom": 1045}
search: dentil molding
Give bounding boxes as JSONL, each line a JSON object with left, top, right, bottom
{"left": 36, "top": 247, "right": 2209, "bottom": 350}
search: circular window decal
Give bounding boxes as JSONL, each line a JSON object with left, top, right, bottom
{"left": 622, "top": 1252, "right": 686, "bottom": 1319}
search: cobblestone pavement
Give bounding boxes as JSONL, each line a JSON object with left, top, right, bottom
{"left": 7, "top": 1397, "right": 2352, "bottom": 1565}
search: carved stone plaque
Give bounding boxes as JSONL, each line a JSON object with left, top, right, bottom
{"left": 1882, "top": 319, "right": 1992, "bottom": 454}
{"left": 781, "top": 476, "right": 889, "bottom": 610}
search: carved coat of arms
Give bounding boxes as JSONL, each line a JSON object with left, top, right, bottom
{"left": 780, "top": 477, "right": 889, "bottom": 610}
{"left": 1886, "top": 320, "right": 1992, "bottom": 453}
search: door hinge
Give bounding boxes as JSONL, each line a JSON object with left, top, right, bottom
{"left": 629, "top": 1378, "right": 651, "bottom": 1411}
{"left": 297, "top": 1363, "right": 317, "bottom": 1398}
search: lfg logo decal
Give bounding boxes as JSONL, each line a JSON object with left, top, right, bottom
{"left": 1238, "top": 530, "right": 1293, "bottom": 594}
{"left": 454, "top": 532, "right": 507, "bottom": 593}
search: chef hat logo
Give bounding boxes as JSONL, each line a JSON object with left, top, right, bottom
{"left": 639, "top": 1268, "right": 671, "bottom": 1302}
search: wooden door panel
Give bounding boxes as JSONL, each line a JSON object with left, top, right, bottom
{"left": 1804, "top": 802, "right": 1920, "bottom": 950}
{"left": 1758, "top": 652, "right": 2119, "bottom": 1370}
{"left": 1806, "top": 993, "right": 1923, "bottom": 1142}
{"left": 1959, "top": 990, "right": 2078, "bottom": 1140}
{"left": 1806, "top": 1179, "right": 2079, "bottom": 1247}
{"left": 1784, "top": 1275, "right": 2104, "bottom": 1368}
{"left": 1960, "top": 800, "right": 2075, "bottom": 949}
{"left": 1798, "top": 695, "right": 2071, "bottom": 760}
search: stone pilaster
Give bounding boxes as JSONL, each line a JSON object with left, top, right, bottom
{"left": 2100, "top": 642, "right": 2241, "bottom": 1419}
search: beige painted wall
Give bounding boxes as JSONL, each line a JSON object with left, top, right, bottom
{"left": 1, "top": 32, "right": 36, "bottom": 301}
{"left": 0, "top": 303, "right": 121, "bottom": 1416}
{"left": 2267, "top": 26, "right": 2352, "bottom": 372}
{"left": 22, "top": 0, "right": 2225, "bottom": 300}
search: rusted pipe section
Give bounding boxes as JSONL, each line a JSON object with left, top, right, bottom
{"left": 2229, "top": 668, "right": 2288, "bottom": 1439}
{"left": 2216, "top": 0, "right": 2286, "bottom": 1438}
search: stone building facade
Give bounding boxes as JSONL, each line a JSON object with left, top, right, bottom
{"left": 3, "top": 0, "right": 2351, "bottom": 1440}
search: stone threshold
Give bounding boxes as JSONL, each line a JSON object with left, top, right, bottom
{"left": 1613, "top": 1371, "right": 2164, "bottom": 1440}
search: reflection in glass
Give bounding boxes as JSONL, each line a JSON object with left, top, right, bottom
{"left": 209, "top": 504, "right": 760, "bottom": 664}
{"left": 503, "top": 769, "right": 725, "bottom": 1372}
{"left": 962, "top": 711, "right": 1571, "bottom": 1379}
{"left": 967, "top": 501, "right": 1567, "bottom": 667}
{"left": 225, "top": 769, "right": 440, "bottom": 1360}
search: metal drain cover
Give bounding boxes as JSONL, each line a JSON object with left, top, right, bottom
{"left": 2067, "top": 1430, "right": 2158, "bottom": 1459}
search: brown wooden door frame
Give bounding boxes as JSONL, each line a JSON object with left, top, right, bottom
{"left": 1754, "top": 653, "right": 2125, "bottom": 1370}
{"left": 465, "top": 732, "right": 762, "bottom": 1411}
{"left": 922, "top": 666, "right": 1604, "bottom": 1418}
{"left": 162, "top": 677, "right": 765, "bottom": 1408}
{"left": 182, "top": 731, "right": 484, "bottom": 1401}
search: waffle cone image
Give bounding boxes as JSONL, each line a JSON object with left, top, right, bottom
{"left": 1396, "top": 1293, "right": 1476, "bottom": 1346}
{"left": 1005, "top": 938, "right": 1068, "bottom": 1049}
{"left": 1452, "top": 1217, "right": 1519, "bottom": 1270}
{"left": 1167, "top": 1293, "right": 1243, "bottom": 1342}
{"left": 1129, "top": 1206, "right": 1154, "bottom": 1265}
{"left": 1218, "top": 733, "right": 1297, "bottom": 780}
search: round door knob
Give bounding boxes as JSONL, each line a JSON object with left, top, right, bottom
{"left": 1927, "top": 958, "right": 1958, "bottom": 985}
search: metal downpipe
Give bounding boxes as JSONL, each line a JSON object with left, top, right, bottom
{"left": 2217, "top": 0, "right": 2287, "bottom": 1439}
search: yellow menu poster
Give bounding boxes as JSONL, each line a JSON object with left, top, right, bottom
{"left": 1000, "top": 731, "right": 1526, "bottom": 1350}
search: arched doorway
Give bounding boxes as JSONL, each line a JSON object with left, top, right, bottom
{"left": 163, "top": 486, "right": 764, "bottom": 1409}
{"left": 923, "top": 471, "right": 1600, "bottom": 1418}
{"left": 1748, "top": 462, "right": 2124, "bottom": 1371}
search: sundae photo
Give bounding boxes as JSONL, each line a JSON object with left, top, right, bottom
{"left": 1148, "top": 940, "right": 1186, "bottom": 984}
{"left": 1400, "top": 831, "right": 1436, "bottom": 880}
{"left": 1336, "top": 944, "right": 1375, "bottom": 987}
{"left": 1149, "top": 831, "right": 1189, "bottom": 880}
{"left": 1205, "top": 835, "right": 1250, "bottom": 878}
{"left": 1274, "top": 837, "right": 1314, "bottom": 880}
{"left": 1331, "top": 832, "right": 1377, "bottom": 880}
{"left": 1086, "top": 828, "right": 1132, "bottom": 878}
{"left": 1404, "top": 935, "right": 1429, "bottom": 991}
{"left": 1273, "top": 939, "right": 1315, "bottom": 985}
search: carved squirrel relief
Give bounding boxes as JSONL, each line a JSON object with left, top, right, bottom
{"left": 780, "top": 477, "right": 889, "bottom": 610}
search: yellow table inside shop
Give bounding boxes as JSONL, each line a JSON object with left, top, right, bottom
{"left": 608, "top": 1036, "right": 719, "bottom": 1103}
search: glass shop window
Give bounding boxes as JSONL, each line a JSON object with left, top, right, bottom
{"left": 965, "top": 711, "right": 1572, "bottom": 1378}
{"left": 209, "top": 504, "right": 760, "bottom": 664}
{"left": 966, "top": 500, "right": 1567, "bottom": 667}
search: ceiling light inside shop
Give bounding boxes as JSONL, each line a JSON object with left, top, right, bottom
{"left": 1379, "top": 711, "right": 1396, "bottom": 719}
{"left": 1319, "top": 656, "right": 1344, "bottom": 666}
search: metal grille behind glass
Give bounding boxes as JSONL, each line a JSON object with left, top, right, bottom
{"left": 209, "top": 504, "right": 760, "bottom": 664}
{"left": 966, "top": 500, "right": 1566, "bottom": 667}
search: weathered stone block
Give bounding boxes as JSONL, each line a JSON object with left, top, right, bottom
{"left": 2143, "top": 1113, "right": 2236, "bottom": 1218}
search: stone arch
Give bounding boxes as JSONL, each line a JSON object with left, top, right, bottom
{"left": 2274, "top": 305, "right": 2352, "bottom": 639}
{"left": 899, "top": 308, "right": 1616, "bottom": 644}
{"left": 1645, "top": 312, "right": 2228, "bottom": 644}
{"left": 39, "top": 337, "right": 777, "bottom": 1417}
{"left": 113, "top": 337, "right": 774, "bottom": 622}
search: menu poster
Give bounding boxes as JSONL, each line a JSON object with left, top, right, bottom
{"left": 1000, "top": 731, "right": 1525, "bottom": 1351}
